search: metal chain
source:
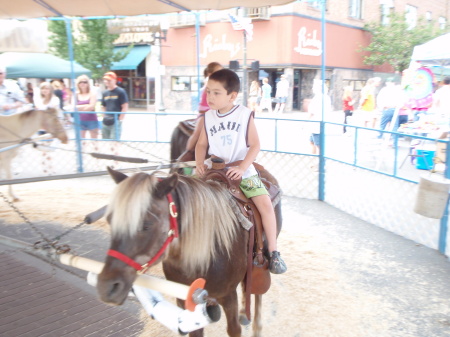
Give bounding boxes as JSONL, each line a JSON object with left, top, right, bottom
{"left": 0, "top": 191, "right": 52, "bottom": 244}
{"left": 51, "top": 221, "right": 86, "bottom": 242}
{"left": 0, "top": 190, "right": 86, "bottom": 254}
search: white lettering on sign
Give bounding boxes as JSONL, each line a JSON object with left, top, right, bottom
{"left": 114, "top": 33, "right": 155, "bottom": 45}
{"left": 294, "top": 27, "right": 322, "bottom": 56}
{"left": 200, "top": 34, "right": 241, "bottom": 59}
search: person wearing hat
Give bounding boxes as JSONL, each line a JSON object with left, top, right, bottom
{"left": 0, "top": 65, "right": 25, "bottom": 115}
{"left": 101, "top": 71, "right": 129, "bottom": 140}
{"left": 273, "top": 74, "right": 289, "bottom": 114}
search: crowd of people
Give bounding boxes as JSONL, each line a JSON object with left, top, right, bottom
{"left": 0, "top": 66, "right": 129, "bottom": 142}
{"left": 339, "top": 75, "right": 450, "bottom": 137}
{"left": 3, "top": 60, "right": 449, "bottom": 165}
{"left": 0, "top": 64, "right": 129, "bottom": 174}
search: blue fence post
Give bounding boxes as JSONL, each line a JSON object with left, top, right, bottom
{"left": 318, "top": 0, "right": 326, "bottom": 201}
{"left": 64, "top": 18, "right": 83, "bottom": 173}
{"left": 438, "top": 139, "right": 450, "bottom": 254}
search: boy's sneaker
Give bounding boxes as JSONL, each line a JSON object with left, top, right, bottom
{"left": 269, "top": 251, "right": 287, "bottom": 274}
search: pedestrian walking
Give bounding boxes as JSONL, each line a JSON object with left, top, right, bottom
{"left": 260, "top": 78, "right": 272, "bottom": 113}
{"left": 273, "top": 74, "right": 289, "bottom": 114}
{"left": 342, "top": 85, "right": 355, "bottom": 133}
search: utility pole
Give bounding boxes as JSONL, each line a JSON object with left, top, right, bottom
{"left": 243, "top": 30, "right": 248, "bottom": 107}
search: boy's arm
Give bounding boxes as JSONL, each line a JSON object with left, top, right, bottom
{"left": 186, "top": 117, "right": 204, "bottom": 151}
{"left": 227, "top": 116, "right": 260, "bottom": 180}
{"left": 195, "top": 125, "right": 208, "bottom": 176}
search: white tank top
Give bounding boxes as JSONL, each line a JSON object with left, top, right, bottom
{"left": 204, "top": 105, "right": 257, "bottom": 178}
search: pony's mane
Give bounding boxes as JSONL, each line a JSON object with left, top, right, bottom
{"left": 106, "top": 172, "right": 239, "bottom": 275}
{"left": 106, "top": 172, "right": 156, "bottom": 238}
{"left": 175, "top": 175, "right": 239, "bottom": 274}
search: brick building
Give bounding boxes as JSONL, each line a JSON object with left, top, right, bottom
{"left": 112, "top": 1, "right": 449, "bottom": 111}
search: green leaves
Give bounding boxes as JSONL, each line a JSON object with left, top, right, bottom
{"left": 48, "top": 19, "right": 129, "bottom": 79}
{"left": 361, "top": 12, "right": 447, "bottom": 72}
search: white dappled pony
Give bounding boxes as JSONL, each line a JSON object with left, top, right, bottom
{"left": 0, "top": 108, "right": 68, "bottom": 201}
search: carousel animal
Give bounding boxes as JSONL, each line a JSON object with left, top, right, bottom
{"left": 0, "top": 108, "right": 68, "bottom": 201}
{"left": 97, "top": 167, "right": 283, "bottom": 337}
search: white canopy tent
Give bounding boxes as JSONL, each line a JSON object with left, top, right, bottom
{"left": 411, "top": 32, "right": 450, "bottom": 79}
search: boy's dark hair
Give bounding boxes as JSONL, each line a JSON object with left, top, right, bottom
{"left": 444, "top": 76, "right": 450, "bottom": 85}
{"left": 209, "top": 69, "right": 240, "bottom": 94}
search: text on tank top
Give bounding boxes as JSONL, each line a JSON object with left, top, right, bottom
{"left": 204, "top": 105, "right": 257, "bottom": 178}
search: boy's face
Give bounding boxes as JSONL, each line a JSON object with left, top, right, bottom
{"left": 206, "top": 79, "right": 237, "bottom": 111}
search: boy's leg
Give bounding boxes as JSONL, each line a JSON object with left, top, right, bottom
{"left": 251, "top": 194, "right": 277, "bottom": 252}
{"left": 251, "top": 194, "right": 287, "bottom": 274}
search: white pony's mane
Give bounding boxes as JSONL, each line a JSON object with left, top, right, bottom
{"left": 106, "top": 172, "right": 239, "bottom": 275}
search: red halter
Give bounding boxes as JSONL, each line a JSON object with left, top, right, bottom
{"left": 107, "top": 192, "right": 179, "bottom": 274}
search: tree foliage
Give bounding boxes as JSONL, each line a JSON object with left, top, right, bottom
{"left": 48, "top": 19, "right": 131, "bottom": 79}
{"left": 362, "top": 12, "right": 446, "bottom": 72}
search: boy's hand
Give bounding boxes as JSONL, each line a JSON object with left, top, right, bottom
{"left": 227, "top": 166, "right": 244, "bottom": 180}
{"left": 196, "top": 163, "right": 208, "bottom": 177}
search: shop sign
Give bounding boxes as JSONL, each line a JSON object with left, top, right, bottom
{"left": 294, "top": 27, "right": 322, "bottom": 57}
{"left": 114, "top": 33, "right": 155, "bottom": 45}
{"left": 107, "top": 19, "right": 160, "bottom": 34}
{"left": 200, "top": 34, "right": 241, "bottom": 59}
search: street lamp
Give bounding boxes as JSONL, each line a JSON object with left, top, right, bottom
{"left": 155, "top": 18, "right": 169, "bottom": 112}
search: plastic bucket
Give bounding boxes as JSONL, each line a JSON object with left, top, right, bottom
{"left": 416, "top": 150, "right": 435, "bottom": 170}
{"left": 414, "top": 174, "right": 450, "bottom": 219}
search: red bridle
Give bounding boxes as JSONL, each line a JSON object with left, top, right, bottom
{"left": 107, "top": 192, "right": 179, "bottom": 274}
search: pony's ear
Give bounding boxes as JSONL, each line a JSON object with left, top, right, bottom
{"left": 154, "top": 174, "right": 179, "bottom": 199}
{"left": 107, "top": 166, "right": 128, "bottom": 184}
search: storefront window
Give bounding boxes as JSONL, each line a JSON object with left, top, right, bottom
{"left": 171, "top": 76, "right": 205, "bottom": 91}
{"left": 172, "top": 76, "right": 191, "bottom": 91}
{"left": 191, "top": 77, "right": 204, "bottom": 92}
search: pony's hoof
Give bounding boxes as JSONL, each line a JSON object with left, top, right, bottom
{"left": 239, "top": 314, "right": 251, "bottom": 326}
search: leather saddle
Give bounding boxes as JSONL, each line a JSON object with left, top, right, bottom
{"left": 202, "top": 157, "right": 281, "bottom": 320}
{"left": 178, "top": 118, "right": 196, "bottom": 137}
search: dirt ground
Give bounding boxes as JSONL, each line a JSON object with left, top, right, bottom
{"left": 1, "top": 176, "right": 449, "bottom": 337}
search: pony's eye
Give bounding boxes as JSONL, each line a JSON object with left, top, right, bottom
{"left": 142, "top": 222, "right": 153, "bottom": 231}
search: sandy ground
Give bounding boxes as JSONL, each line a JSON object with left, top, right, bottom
{"left": 1, "top": 176, "right": 449, "bottom": 337}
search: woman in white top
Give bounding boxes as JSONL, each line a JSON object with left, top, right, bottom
{"left": 33, "top": 81, "right": 64, "bottom": 175}
{"left": 34, "top": 82, "right": 62, "bottom": 113}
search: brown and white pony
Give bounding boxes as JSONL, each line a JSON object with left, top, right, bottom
{"left": 97, "top": 168, "right": 282, "bottom": 337}
{"left": 0, "top": 108, "right": 68, "bottom": 201}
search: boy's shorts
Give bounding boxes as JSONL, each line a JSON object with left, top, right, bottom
{"left": 239, "top": 175, "right": 269, "bottom": 198}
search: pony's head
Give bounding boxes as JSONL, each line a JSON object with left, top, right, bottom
{"left": 97, "top": 167, "right": 179, "bottom": 305}
{"left": 40, "top": 108, "right": 68, "bottom": 144}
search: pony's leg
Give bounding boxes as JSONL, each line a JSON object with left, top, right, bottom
{"left": 239, "top": 282, "right": 251, "bottom": 326}
{"left": 252, "top": 294, "right": 263, "bottom": 337}
{"left": 4, "top": 159, "right": 19, "bottom": 202}
{"left": 219, "top": 291, "right": 242, "bottom": 337}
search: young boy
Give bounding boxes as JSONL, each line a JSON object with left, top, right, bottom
{"left": 195, "top": 69, "right": 287, "bottom": 274}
